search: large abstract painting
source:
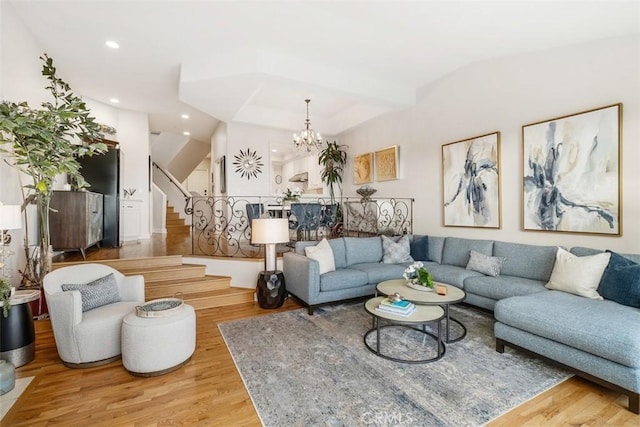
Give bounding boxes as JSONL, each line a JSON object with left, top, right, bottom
{"left": 523, "top": 104, "right": 621, "bottom": 235}
{"left": 442, "top": 132, "right": 501, "bottom": 228}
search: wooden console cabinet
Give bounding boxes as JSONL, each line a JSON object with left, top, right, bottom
{"left": 50, "top": 191, "right": 104, "bottom": 259}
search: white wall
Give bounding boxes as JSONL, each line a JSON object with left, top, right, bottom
{"left": 339, "top": 35, "right": 640, "bottom": 253}
{"left": 118, "top": 109, "right": 151, "bottom": 238}
{"left": 226, "top": 122, "right": 288, "bottom": 196}
{"left": 210, "top": 122, "right": 227, "bottom": 196}
{"left": 0, "top": 3, "right": 51, "bottom": 286}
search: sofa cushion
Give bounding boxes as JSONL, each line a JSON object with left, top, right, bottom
{"left": 493, "top": 241, "right": 558, "bottom": 282}
{"left": 571, "top": 246, "right": 640, "bottom": 264}
{"left": 410, "top": 235, "right": 430, "bottom": 261}
{"left": 598, "top": 251, "right": 640, "bottom": 309}
{"left": 545, "top": 247, "right": 610, "bottom": 299}
{"left": 304, "top": 238, "right": 336, "bottom": 275}
{"left": 427, "top": 264, "right": 484, "bottom": 288}
{"left": 343, "top": 237, "right": 383, "bottom": 266}
{"left": 495, "top": 291, "right": 640, "bottom": 368}
{"left": 427, "top": 236, "right": 445, "bottom": 264}
{"left": 441, "top": 237, "right": 493, "bottom": 267}
{"left": 381, "top": 235, "right": 413, "bottom": 263}
{"left": 319, "top": 268, "right": 369, "bottom": 292}
{"left": 466, "top": 250, "right": 505, "bottom": 277}
{"left": 350, "top": 263, "right": 406, "bottom": 284}
{"left": 464, "top": 275, "right": 547, "bottom": 300}
{"left": 327, "top": 238, "right": 347, "bottom": 269}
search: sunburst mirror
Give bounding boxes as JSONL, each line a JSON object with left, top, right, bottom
{"left": 233, "top": 148, "right": 264, "bottom": 180}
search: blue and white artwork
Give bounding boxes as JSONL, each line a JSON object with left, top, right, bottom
{"left": 523, "top": 104, "right": 620, "bottom": 235}
{"left": 442, "top": 132, "right": 501, "bottom": 228}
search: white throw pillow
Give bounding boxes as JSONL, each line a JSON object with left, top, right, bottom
{"left": 305, "top": 238, "right": 336, "bottom": 275}
{"left": 545, "top": 247, "right": 611, "bottom": 299}
{"left": 381, "top": 235, "right": 414, "bottom": 264}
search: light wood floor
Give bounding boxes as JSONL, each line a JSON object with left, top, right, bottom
{"left": 5, "top": 234, "right": 638, "bottom": 426}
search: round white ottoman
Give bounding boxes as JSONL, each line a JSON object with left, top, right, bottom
{"left": 121, "top": 304, "right": 196, "bottom": 376}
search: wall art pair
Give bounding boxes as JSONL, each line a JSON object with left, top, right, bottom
{"left": 442, "top": 103, "right": 621, "bottom": 235}
{"left": 354, "top": 146, "right": 399, "bottom": 185}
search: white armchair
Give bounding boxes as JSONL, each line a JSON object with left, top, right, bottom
{"left": 43, "top": 264, "right": 145, "bottom": 368}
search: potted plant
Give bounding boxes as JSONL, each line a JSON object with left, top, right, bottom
{"left": 318, "top": 141, "right": 347, "bottom": 205}
{"left": 0, "top": 277, "right": 13, "bottom": 318}
{"left": 0, "top": 54, "right": 107, "bottom": 289}
{"left": 318, "top": 141, "right": 347, "bottom": 236}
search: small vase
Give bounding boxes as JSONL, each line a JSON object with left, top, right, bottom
{"left": 0, "top": 360, "right": 15, "bottom": 395}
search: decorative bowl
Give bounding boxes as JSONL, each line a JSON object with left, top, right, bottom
{"left": 356, "top": 187, "right": 377, "bottom": 201}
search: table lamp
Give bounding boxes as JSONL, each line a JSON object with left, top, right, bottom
{"left": 0, "top": 204, "right": 22, "bottom": 280}
{"left": 251, "top": 218, "right": 289, "bottom": 308}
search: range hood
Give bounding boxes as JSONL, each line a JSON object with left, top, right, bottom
{"left": 289, "top": 172, "right": 309, "bottom": 182}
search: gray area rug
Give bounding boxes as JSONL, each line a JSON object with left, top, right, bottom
{"left": 219, "top": 303, "right": 571, "bottom": 427}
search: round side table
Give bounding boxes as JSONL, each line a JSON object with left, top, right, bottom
{"left": 0, "top": 289, "right": 40, "bottom": 367}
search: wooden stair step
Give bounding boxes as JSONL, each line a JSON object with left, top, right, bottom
{"left": 52, "top": 255, "right": 184, "bottom": 271}
{"left": 119, "top": 264, "right": 206, "bottom": 282}
{"left": 166, "top": 218, "right": 185, "bottom": 226}
{"left": 166, "top": 212, "right": 181, "bottom": 220}
{"left": 145, "top": 276, "right": 231, "bottom": 299}
{"left": 182, "top": 288, "right": 255, "bottom": 310}
{"left": 167, "top": 224, "right": 190, "bottom": 233}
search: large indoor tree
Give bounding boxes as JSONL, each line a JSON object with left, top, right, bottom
{"left": 0, "top": 54, "right": 107, "bottom": 288}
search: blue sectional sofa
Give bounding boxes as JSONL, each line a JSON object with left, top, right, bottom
{"left": 283, "top": 235, "right": 640, "bottom": 413}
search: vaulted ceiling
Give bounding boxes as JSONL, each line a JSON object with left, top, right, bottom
{"left": 8, "top": 1, "right": 639, "bottom": 150}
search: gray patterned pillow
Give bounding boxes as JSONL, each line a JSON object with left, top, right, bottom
{"left": 381, "top": 235, "right": 414, "bottom": 264}
{"left": 62, "top": 273, "right": 121, "bottom": 312}
{"left": 465, "top": 250, "right": 506, "bottom": 277}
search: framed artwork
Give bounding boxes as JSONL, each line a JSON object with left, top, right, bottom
{"left": 354, "top": 152, "right": 373, "bottom": 184}
{"left": 523, "top": 104, "right": 621, "bottom": 235}
{"left": 442, "top": 132, "right": 501, "bottom": 228}
{"left": 219, "top": 155, "right": 226, "bottom": 194}
{"left": 375, "top": 145, "right": 398, "bottom": 181}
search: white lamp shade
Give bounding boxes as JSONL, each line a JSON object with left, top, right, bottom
{"left": 251, "top": 218, "right": 289, "bottom": 244}
{"left": 0, "top": 204, "right": 22, "bottom": 230}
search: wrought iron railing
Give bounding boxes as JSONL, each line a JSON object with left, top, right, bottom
{"left": 186, "top": 196, "right": 414, "bottom": 258}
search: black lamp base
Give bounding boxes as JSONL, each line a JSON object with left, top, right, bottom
{"left": 256, "top": 270, "right": 286, "bottom": 309}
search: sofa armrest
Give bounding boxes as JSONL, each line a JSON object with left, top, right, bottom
{"left": 118, "top": 275, "right": 145, "bottom": 303}
{"left": 283, "top": 252, "right": 320, "bottom": 304}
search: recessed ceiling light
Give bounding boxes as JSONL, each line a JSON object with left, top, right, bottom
{"left": 183, "top": 131, "right": 191, "bottom": 136}
{"left": 181, "top": 114, "right": 189, "bottom": 119}
{"left": 105, "top": 40, "right": 119, "bottom": 49}
{"left": 109, "top": 98, "right": 119, "bottom": 104}
{"left": 272, "top": 149, "right": 278, "bottom": 152}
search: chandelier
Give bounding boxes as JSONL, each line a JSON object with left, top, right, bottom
{"left": 293, "top": 99, "right": 323, "bottom": 152}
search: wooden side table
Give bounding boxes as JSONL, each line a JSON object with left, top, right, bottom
{"left": 0, "top": 290, "right": 40, "bottom": 367}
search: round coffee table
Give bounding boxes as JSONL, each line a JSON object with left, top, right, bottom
{"left": 377, "top": 279, "right": 467, "bottom": 343}
{"left": 363, "top": 296, "right": 445, "bottom": 364}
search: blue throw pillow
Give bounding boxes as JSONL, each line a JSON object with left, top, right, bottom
{"left": 410, "top": 235, "right": 430, "bottom": 261}
{"left": 597, "top": 251, "right": 640, "bottom": 308}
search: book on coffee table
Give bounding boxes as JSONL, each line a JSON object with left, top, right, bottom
{"left": 376, "top": 302, "right": 416, "bottom": 316}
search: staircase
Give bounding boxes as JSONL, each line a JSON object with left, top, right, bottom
{"left": 51, "top": 255, "right": 255, "bottom": 310}
{"left": 166, "top": 204, "right": 190, "bottom": 234}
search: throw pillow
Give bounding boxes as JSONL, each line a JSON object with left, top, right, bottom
{"left": 305, "top": 238, "right": 336, "bottom": 275}
{"left": 597, "top": 251, "right": 640, "bottom": 308}
{"left": 61, "top": 273, "right": 121, "bottom": 312}
{"left": 410, "top": 235, "right": 430, "bottom": 261}
{"left": 381, "top": 235, "right": 414, "bottom": 264}
{"left": 465, "top": 250, "right": 505, "bottom": 277}
{"left": 545, "top": 247, "right": 610, "bottom": 299}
